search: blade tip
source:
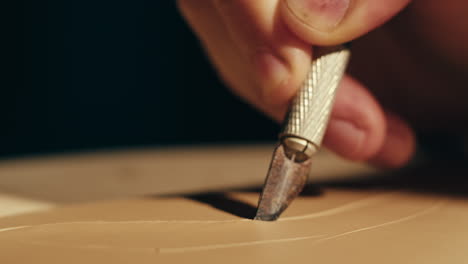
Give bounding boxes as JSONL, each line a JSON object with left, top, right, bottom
{"left": 254, "top": 213, "right": 279, "bottom": 221}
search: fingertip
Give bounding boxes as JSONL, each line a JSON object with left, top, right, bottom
{"left": 280, "top": 0, "right": 411, "bottom": 45}
{"left": 323, "top": 76, "right": 386, "bottom": 161}
{"left": 370, "top": 113, "right": 416, "bottom": 168}
{"left": 280, "top": 0, "right": 345, "bottom": 45}
{"left": 322, "top": 76, "right": 416, "bottom": 168}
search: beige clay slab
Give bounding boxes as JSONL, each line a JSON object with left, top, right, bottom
{"left": 0, "top": 145, "right": 466, "bottom": 263}
{"left": 0, "top": 145, "right": 376, "bottom": 204}
{"left": 0, "top": 188, "right": 467, "bottom": 263}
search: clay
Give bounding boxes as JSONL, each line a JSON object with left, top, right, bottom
{"left": 0, "top": 145, "right": 375, "bottom": 203}
{"left": 0, "top": 145, "right": 467, "bottom": 263}
{"left": 0, "top": 189, "right": 467, "bottom": 263}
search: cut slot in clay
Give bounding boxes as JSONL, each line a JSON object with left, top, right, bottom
{"left": 0, "top": 189, "right": 467, "bottom": 264}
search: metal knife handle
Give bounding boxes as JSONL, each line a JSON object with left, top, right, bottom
{"left": 280, "top": 45, "right": 350, "bottom": 149}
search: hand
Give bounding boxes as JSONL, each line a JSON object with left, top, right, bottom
{"left": 177, "top": 0, "right": 468, "bottom": 167}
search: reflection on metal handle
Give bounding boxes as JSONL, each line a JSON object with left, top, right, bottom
{"left": 280, "top": 45, "right": 350, "bottom": 155}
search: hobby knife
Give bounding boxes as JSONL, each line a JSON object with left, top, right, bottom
{"left": 254, "top": 44, "right": 350, "bottom": 221}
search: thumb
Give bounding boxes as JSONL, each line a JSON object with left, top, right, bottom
{"left": 281, "top": 0, "right": 411, "bottom": 45}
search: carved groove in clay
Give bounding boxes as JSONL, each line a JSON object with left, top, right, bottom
{"left": 309, "top": 200, "right": 445, "bottom": 245}
{"left": 159, "top": 235, "right": 327, "bottom": 253}
{"left": 0, "top": 226, "right": 30, "bottom": 233}
{"left": 0, "top": 192, "right": 393, "bottom": 234}
{"left": 0, "top": 195, "right": 444, "bottom": 255}
{"left": 0, "top": 193, "right": 391, "bottom": 233}
{"left": 161, "top": 200, "right": 444, "bottom": 253}
{"left": 279, "top": 193, "right": 394, "bottom": 221}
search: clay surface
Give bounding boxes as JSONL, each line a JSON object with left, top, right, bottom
{"left": 0, "top": 145, "right": 374, "bottom": 203}
{"left": 1, "top": 189, "right": 467, "bottom": 263}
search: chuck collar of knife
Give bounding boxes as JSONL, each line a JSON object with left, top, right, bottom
{"left": 281, "top": 136, "right": 317, "bottom": 163}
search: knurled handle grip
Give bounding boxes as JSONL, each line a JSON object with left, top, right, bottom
{"left": 280, "top": 45, "right": 350, "bottom": 148}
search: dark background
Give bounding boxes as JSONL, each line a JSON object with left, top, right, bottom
{"left": 1, "top": 1, "right": 278, "bottom": 158}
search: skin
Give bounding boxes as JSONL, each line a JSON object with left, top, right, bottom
{"left": 177, "top": 0, "right": 468, "bottom": 168}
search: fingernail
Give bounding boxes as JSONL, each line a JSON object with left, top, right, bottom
{"left": 253, "top": 52, "right": 290, "bottom": 105}
{"left": 285, "top": 0, "right": 350, "bottom": 32}
{"left": 323, "top": 118, "right": 365, "bottom": 158}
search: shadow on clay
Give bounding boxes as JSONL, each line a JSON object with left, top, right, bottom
{"left": 187, "top": 193, "right": 257, "bottom": 219}
{"left": 186, "top": 160, "right": 468, "bottom": 220}
{"left": 243, "top": 184, "right": 323, "bottom": 197}
{"left": 185, "top": 185, "right": 323, "bottom": 220}
{"left": 319, "top": 161, "right": 468, "bottom": 198}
